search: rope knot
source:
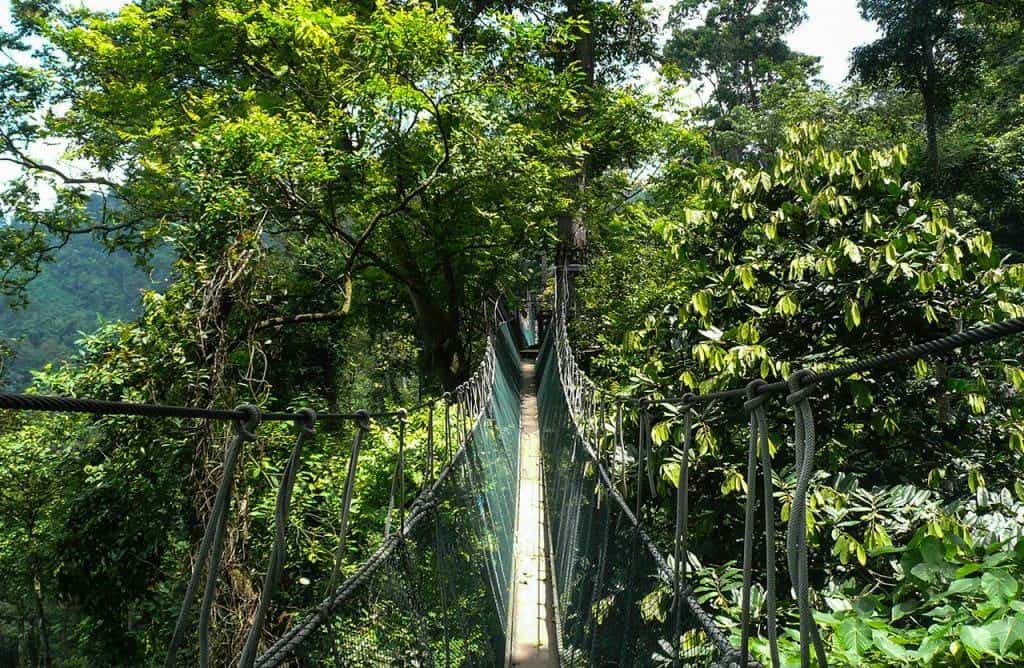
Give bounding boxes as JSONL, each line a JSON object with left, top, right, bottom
{"left": 680, "top": 392, "right": 697, "bottom": 408}
{"left": 396, "top": 407, "right": 408, "bottom": 421}
{"left": 743, "top": 380, "right": 768, "bottom": 413}
{"left": 354, "top": 409, "right": 371, "bottom": 430}
{"left": 234, "top": 404, "right": 261, "bottom": 441}
{"left": 295, "top": 408, "right": 317, "bottom": 436}
{"left": 786, "top": 369, "right": 817, "bottom": 405}
{"left": 443, "top": 391, "right": 452, "bottom": 403}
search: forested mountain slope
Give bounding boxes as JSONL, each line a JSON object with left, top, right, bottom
{"left": 0, "top": 228, "right": 167, "bottom": 389}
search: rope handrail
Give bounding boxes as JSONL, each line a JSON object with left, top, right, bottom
{"left": 642, "top": 316, "right": 1024, "bottom": 407}
{"left": 548, "top": 269, "right": 744, "bottom": 663}
{"left": 254, "top": 330, "right": 506, "bottom": 667}
{"left": 0, "top": 390, "right": 423, "bottom": 422}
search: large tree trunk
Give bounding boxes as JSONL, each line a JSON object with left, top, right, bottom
{"left": 558, "top": 0, "right": 596, "bottom": 302}
{"left": 407, "top": 285, "right": 466, "bottom": 390}
{"left": 390, "top": 235, "right": 468, "bottom": 390}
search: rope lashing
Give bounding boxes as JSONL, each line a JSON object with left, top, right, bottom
{"left": 165, "top": 404, "right": 260, "bottom": 668}
{"left": 326, "top": 410, "right": 371, "bottom": 596}
{"left": 672, "top": 394, "right": 696, "bottom": 668}
{"left": 740, "top": 381, "right": 780, "bottom": 668}
{"left": 239, "top": 408, "right": 316, "bottom": 668}
{"left": 786, "top": 371, "right": 828, "bottom": 668}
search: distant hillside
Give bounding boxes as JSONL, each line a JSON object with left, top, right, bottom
{"left": 0, "top": 201, "right": 169, "bottom": 390}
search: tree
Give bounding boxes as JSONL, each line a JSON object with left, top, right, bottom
{"left": 663, "top": 0, "right": 818, "bottom": 127}
{"left": 0, "top": 0, "right": 662, "bottom": 660}
{"left": 575, "top": 121, "right": 1024, "bottom": 665}
{"left": 852, "top": 0, "right": 982, "bottom": 181}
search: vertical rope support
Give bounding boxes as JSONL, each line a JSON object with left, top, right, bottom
{"left": 199, "top": 406, "right": 261, "bottom": 668}
{"left": 643, "top": 405, "right": 657, "bottom": 495}
{"left": 443, "top": 392, "right": 453, "bottom": 464}
{"left": 634, "top": 404, "right": 647, "bottom": 518}
{"left": 786, "top": 371, "right": 828, "bottom": 668}
{"left": 672, "top": 395, "right": 695, "bottom": 668}
{"left": 165, "top": 405, "right": 260, "bottom": 668}
{"left": 742, "top": 381, "right": 780, "bottom": 668}
{"left": 397, "top": 409, "right": 408, "bottom": 534}
{"left": 239, "top": 409, "right": 316, "bottom": 668}
{"left": 427, "top": 402, "right": 435, "bottom": 482}
{"left": 327, "top": 410, "right": 371, "bottom": 596}
{"left": 616, "top": 400, "right": 627, "bottom": 495}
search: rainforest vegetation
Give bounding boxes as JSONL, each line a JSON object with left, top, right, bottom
{"left": 0, "top": 0, "right": 1022, "bottom": 665}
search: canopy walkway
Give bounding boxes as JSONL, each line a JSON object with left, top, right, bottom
{"left": 1, "top": 270, "right": 1023, "bottom": 667}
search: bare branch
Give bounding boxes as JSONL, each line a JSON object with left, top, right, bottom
{"left": 1, "top": 132, "right": 120, "bottom": 191}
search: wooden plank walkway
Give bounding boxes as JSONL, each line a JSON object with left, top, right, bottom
{"left": 507, "top": 357, "right": 559, "bottom": 667}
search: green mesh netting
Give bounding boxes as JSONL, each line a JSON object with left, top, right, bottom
{"left": 536, "top": 331, "right": 735, "bottom": 668}
{"left": 256, "top": 324, "right": 522, "bottom": 667}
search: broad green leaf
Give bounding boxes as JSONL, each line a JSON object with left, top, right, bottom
{"left": 837, "top": 617, "right": 873, "bottom": 655}
{"left": 981, "top": 569, "right": 1018, "bottom": 602}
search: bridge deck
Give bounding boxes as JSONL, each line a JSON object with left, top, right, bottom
{"left": 507, "top": 356, "right": 559, "bottom": 666}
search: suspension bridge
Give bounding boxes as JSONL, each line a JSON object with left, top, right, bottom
{"left": 1, "top": 266, "right": 1023, "bottom": 668}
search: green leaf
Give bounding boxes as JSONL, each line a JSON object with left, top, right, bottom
{"left": 960, "top": 624, "right": 998, "bottom": 656}
{"left": 891, "top": 599, "right": 920, "bottom": 621}
{"left": 691, "top": 291, "right": 711, "bottom": 316}
{"left": 981, "top": 569, "right": 1018, "bottom": 603}
{"left": 945, "top": 577, "right": 980, "bottom": 595}
{"left": 872, "top": 629, "right": 911, "bottom": 661}
{"left": 837, "top": 617, "right": 873, "bottom": 655}
{"left": 844, "top": 299, "right": 861, "bottom": 330}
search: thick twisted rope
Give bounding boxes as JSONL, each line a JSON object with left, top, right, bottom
{"left": 0, "top": 392, "right": 378, "bottom": 422}
{"left": 239, "top": 409, "right": 316, "bottom": 668}
{"left": 165, "top": 405, "right": 260, "bottom": 668}
{"left": 786, "top": 371, "right": 827, "bottom": 668}
{"left": 647, "top": 317, "right": 1024, "bottom": 408}
{"left": 255, "top": 334, "right": 502, "bottom": 667}
{"left": 550, "top": 274, "right": 742, "bottom": 662}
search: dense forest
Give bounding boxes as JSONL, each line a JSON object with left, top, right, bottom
{"left": 1, "top": 196, "right": 169, "bottom": 389}
{"left": 0, "top": 0, "right": 1022, "bottom": 665}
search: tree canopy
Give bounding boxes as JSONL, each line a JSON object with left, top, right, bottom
{"left": 1, "top": 0, "right": 1024, "bottom": 664}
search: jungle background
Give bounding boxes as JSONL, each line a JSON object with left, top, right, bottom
{"left": 1, "top": 0, "right": 1023, "bottom": 665}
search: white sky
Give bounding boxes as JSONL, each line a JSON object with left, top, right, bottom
{"left": 1, "top": 0, "right": 877, "bottom": 193}
{"left": 791, "top": 0, "right": 879, "bottom": 86}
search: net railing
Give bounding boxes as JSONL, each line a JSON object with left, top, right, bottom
{"left": 538, "top": 273, "right": 744, "bottom": 668}
{"left": 255, "top": 322, "right": 523, "bottom": 667}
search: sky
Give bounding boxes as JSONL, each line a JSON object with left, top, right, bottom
{"left": 791, "top": 0, "right": 879, "bottom": 86}
{"left": 1, "top": 0, "right": 878, "bottom": 191}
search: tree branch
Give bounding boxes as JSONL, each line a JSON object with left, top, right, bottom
{"left": 340, "top": 75, "right": 452, "bottom": 278}
{"left": 1, "top": 132, "right": 120, "bottom": 191}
